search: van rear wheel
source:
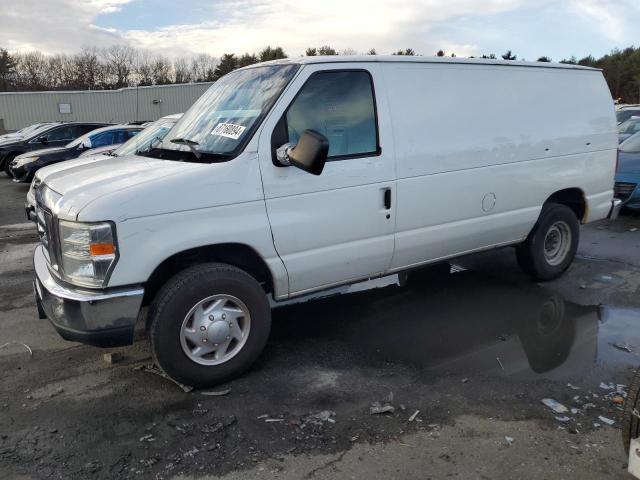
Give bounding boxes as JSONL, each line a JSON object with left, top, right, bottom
{"left": 149, "top": 263, "right": 271, "bottom": 388}
{"left": 516, "top": 203, "right": 579, "bottom": 281}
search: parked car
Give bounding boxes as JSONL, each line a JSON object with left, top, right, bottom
{"left": 32, "top": 57, "right": 619, "bottom": 387}
{"left": 617, "top": 106, "right": 640, "bottom": 124}
{"left": 25, "top": 114, "right": 182, "bottom": 220}
{"left": 78, "top": 113, "right": 181, "bottom": 159}
{"left": 614, "top": 132, "right": 640, "bottom": 210}
{"left": 0, "top": 122, "right": 109, "bottom": 176}
{"left": 618, "top": 116, "right": 640, "bottom": 143}
{"left": 0, "top": 122, "right": 59, "bottom": 142}
{"left": 9, "top": 124, "right": 143, "bottom": 182}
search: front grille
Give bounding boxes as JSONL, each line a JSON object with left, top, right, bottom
{"left": 35, "top": 196, "right": 60, "bottom": 272}
{"left": 614, "top": 182, "right": 637, "bottom": 202}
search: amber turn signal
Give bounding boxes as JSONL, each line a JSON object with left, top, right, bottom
{"left": 90, "top": 243, "right": 115, "bottom": 256}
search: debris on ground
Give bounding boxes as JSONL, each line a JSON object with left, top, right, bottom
{"left": 610, "top": 342, "right": 633, "bottom": 353}
{"left": 504, "top": 436, "right": 514, "bottom": 446}
{"left": 579, "top": 283, "right": 587, "bottom": 289}
{"left": 370, "top": 401, "right": 395, "bottom": 415}
{"left": 0, "top": 341, "right": 33, "bottom": 356}
{"left": 201, "top": 416, "right": 236, "bottom": 434}
{"left": 541, "top": 398, "right": 568, "bottom": 414}
{"left": 598, "top": 416, "right": 615, "bottom": 426}
{"left": 301, "top": 410, "right": 336, "bottom": 428}
{"left": 630, "top": 227, "right": 638, "bottom": 232}
{"left": 200, "top": 389, "right": 231, "bottom": 396}
{"left": 461, "top": 378, "right": 469, "bottom": 383}
{"left": 408, "top": 410, "right": 420, "bottom": 422}
{"left": 600, "top": 382, "right": 615, "bottom": 390}
{"left": 264, "top": 418, "right": 284, "bottom": 423}
{"left": 496, "top": 357, "right": 505, "bottom": 370}
{"left": 136, "top": 364, "right": 193, "bottom": 393}
{"left": 567, "top": 383, "right": 581, "bottom": 390}
{"left": 555, "top": 416, "right": 570, "bottom": 423}
{"left": 612, "top": 395, "right": 625, "bottom": 405}
{"left": 102, "top": 352, "right": 122, "bottom": 364}
{"left": 571, "top": 408, "right": 579, "bottom": 415}
{"left": 139, "top": 434, "right": 155, "bottom": 442}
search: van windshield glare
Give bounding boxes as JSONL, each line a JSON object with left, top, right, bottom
{"left": 152, "top": 64, "right": 299, "bottom": 160}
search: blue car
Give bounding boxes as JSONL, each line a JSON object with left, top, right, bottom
{"left": 615, "top": 132, "right": 640, "bottom": 210}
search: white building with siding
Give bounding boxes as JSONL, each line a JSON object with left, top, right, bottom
{"left": 0, "top": 82, "right": 213, "bottom": 132}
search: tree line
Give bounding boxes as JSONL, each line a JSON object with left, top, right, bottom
{"left": 0, "top": 44, "right": 639, "bottom": 102}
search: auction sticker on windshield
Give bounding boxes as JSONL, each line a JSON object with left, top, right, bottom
{"left": 211, "top": 123, "right": 246, "bottom": 140}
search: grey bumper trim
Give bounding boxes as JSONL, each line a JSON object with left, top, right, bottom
{"left": 608, "top": 198, "right": 622, "bottom": 221}
{"left": 34, "top": 245, "right": 144, "bottom": 344}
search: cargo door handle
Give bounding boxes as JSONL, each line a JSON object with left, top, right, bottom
{"left": 383, "top": 188, "right": 392, "bottom": 210}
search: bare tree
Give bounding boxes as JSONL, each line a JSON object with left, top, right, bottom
{"left": 152, "top": 56, "right": 171, "bottom": 84}
{"left": 102, "top": 44, "right": 135, "bottom": 88}
{"left": 191, "top": 53, "right": 217, "bottom": 82}
{"left": 75, "top": 47, "right": 102, "bottom": 89}
{"left": 16, "top": 51, "right": 48, "bottom": 90}
{"left": 173, "top": 57, "right": 191, "bottom": 83}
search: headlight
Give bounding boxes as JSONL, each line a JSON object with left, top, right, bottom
{"left": 14, "top": 156, "right": 37, "bottom": 167}
{"left": 58, "top": 220, "right": 118, "bottom": 288}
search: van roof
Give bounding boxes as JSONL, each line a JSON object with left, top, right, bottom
{"left": 252, "top": 55, "right": 599, "bottom": 72}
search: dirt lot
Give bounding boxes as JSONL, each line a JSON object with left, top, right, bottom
{"left": 1, "top": 175, "right": 640, "bottom": 479}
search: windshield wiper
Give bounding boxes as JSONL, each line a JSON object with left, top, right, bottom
{"left": 170, "top": 137, "right": 202, "bottom": 160}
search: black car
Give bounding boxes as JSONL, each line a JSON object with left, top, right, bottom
{"left": 0, "top": 122, "right": 109, "bottom": 176}
{"left": 9, "top": 124, "right": 143, "bottom": 182}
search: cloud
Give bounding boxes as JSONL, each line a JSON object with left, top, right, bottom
{"left": 0, "top": 0, "right": 134, "bottom": 53}
{"left": 0, "top": 0, "right": 638, "bottom": 60}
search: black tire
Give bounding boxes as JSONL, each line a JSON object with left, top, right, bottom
{"left": 2, "top": 153, "right": 16, "bottom": 177}
{"left": 623, "top": 369, "right": 640, "bottom": 455}
{"left": 516, "top": 203, "right": 579, "bottom": 281}
{"left": 148, "top": 263, "right": 271, "bottom": 388}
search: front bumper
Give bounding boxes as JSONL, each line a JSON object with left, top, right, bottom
{"left": 9, "top": 161, "right": 31, "bottom": 182}
{"left": 33, "top": 245, "right": 144, "bottom": 347}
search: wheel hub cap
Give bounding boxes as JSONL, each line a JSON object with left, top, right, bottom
{"left": 543, "top": 221, "right": 571, "bottom": 266}
{"left": 179, "top": 294, "right": 251, "bottom": 366}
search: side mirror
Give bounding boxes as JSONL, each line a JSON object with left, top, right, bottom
{"left": 277, "top": 130, "right": 329, "bottom": 175}
{"left": 80, "top": 139, "right": 92, "bottom": 150}
{"left": 38, "top": 136, "right": 48, "bottom": 144}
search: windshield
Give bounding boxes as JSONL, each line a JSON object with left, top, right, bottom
{"left": 114, "top": 118, "right": 178, "bottom": 156}
{"left": 620, "top": 132, "right": 640, "bottom": 153}
{"left": 66, "top": 130, "right": 95, "bottom": 149}
{"left": 25, "top": 123, "right": 56, "bottom": 140}
{"left": 618, "top": 117, "right": 640, "bottom": 134}
{"left": 155, "top": 64, "right": 298, "bottom": 160}
{"left": 617, "top": 109, "right": 640, "bottom": 124}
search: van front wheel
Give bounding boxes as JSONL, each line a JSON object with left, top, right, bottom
{"left": 149, "top": 263, "right": 271, "bottom": 388}
{"left": 516, "top": 203, "right": 579, "bottom": 281}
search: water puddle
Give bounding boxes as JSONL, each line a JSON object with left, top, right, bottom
{"left": 271, "top": 266, "right": 640, "bottom": 383}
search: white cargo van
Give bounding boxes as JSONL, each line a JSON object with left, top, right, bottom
{"left": 33, "top": 56, "right": 620, "bottom": 387}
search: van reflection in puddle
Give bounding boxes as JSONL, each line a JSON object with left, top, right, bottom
{"left": 271, "top": 264, "right": 601, "bottom": 380}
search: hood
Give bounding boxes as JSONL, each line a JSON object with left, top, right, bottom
{"left": 0, "top": 136, "right": 23, "bottom": 147}
{"left": 35, "top": 154, "right": 112, "bottom": 182}
{"left": 617, "top": 151, "right": 640, "bottom": 174}
{"left": 42, "top": 152, "right": 263, "bottom": 222}
{"left": 78, "top": 144, "right": 120, "bottom": 158}
{"left": 16, "top": 146, "right": 67, "bottom": 159}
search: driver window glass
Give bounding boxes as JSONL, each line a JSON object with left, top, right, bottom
{"left": 90, "top": 131, "right": 115, "bottom": 148}
{"left": 46, "top": 126, "right": 76, "bottom": 142}
{"left": 286, "top": 71, "right": 378, "bottom": 158}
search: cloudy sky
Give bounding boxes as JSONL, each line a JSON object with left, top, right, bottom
{"left": 1, "top": 0, "right": 639, "bottom": 60}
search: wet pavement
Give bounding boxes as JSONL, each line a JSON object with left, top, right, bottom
{"left": 1, "top": 174, "right": 639, "bottom": 479}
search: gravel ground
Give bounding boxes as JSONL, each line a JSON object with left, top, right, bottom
{"left": 1, "top": 174, "right": 639, "bottom": 479}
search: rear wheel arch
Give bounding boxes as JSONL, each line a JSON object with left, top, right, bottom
{"left": 543, "top": 188, "right": 587, "bottom": 223}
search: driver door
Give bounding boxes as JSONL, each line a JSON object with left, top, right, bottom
{"left": 257, "top": 64, "right": 396, "bottom": 297}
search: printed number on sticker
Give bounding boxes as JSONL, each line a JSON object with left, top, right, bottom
{"left": 211, "top": 123, "right": 246, "bottom": 140}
